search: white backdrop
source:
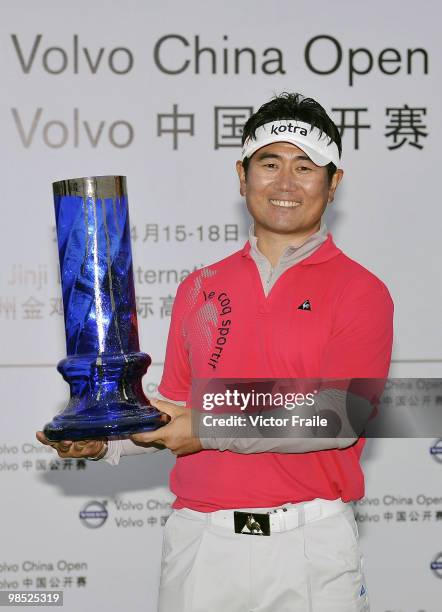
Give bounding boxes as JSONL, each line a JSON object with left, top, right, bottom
{"left": 0, "top": 1, "right": 441, "bottom": 610}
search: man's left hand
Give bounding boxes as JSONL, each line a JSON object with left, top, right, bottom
{"left": 130, "top": 399, "right": 203, "bottom": 456}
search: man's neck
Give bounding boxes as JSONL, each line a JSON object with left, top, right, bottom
{"left": 254, "top": 223, "right": 322, "bottom": 267}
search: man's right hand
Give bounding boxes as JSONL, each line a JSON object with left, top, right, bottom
{"left": 35, "top": 431, "right": 106, "bottom": 459}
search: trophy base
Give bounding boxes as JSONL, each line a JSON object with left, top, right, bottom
{"left": 43, "top": 405, "right": 164, "bottom": 441}
{"left": 44, "top": 351, "right": 165, "bottom": 441}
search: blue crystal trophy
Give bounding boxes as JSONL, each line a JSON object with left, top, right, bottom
{"left": 43, "top": 176, "right": 163, "bottom": 441}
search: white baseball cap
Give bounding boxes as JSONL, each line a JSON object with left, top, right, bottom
{"left": 241, "top": 120, "right": 340, "bottom": 167}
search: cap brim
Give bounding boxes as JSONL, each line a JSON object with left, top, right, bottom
{"left": 246, "top": 136, "right": 331, "bottom": 167}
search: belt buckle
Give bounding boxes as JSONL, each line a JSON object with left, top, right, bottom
{"left": 234, "top": 511, "right": 270, "bottom": 536}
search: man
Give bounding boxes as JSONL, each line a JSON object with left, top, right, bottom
{"left": 37, "top": 92, "right": 393, "bottom": 611}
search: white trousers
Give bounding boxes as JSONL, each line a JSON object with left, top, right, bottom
{"left": 158, "top": 498, "right": 369, "bottom": 612}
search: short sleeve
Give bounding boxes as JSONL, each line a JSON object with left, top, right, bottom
{"left": 157, "top": 280, "right": 192, "bottom": 402}
{"left": 320, "top": 275, "right": 394, "bottom": 379}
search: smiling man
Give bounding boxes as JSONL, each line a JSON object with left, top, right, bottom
{"left": 236, "top": 128, "right": 342, "bottom": 265}
{"left": 37, "top": 92, "right": 393, "bottom": 612}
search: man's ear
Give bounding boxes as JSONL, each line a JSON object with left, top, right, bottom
{"left": 236, "top": 160, "right": 247, "bottom": 196}
{"left": 327, "top": 168, "right": 344, "bottom": 203}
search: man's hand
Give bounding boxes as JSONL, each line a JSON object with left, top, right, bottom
{"left": 36, "top": 431, "right": 105, "bottom": 459}
{"left": 130, "top": 399, "right": 203, "bottom": 456}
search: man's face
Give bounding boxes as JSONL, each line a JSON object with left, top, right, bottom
{"left": 236, "top": 141, "right": 343, "bottom": 240}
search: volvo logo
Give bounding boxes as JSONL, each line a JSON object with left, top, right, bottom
{"left": 79, "top": 500, "right": 108, "bottom": 529}
{"left": 430, "top": 439, "right": 442, "bottom": 464}
{"left": 430, "top": 552, "right": 442, "bottom": 579}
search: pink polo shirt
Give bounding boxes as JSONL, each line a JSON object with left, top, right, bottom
{"left": 158, "top": 233, "right": 394, "bottom": 512}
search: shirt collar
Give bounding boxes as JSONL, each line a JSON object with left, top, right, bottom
{"left": 242, "top": 218, "right": 340, "bottom": 266}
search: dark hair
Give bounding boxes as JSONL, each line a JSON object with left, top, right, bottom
{"left": 241, "top": 92, "right": 341, "bottom": 182}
